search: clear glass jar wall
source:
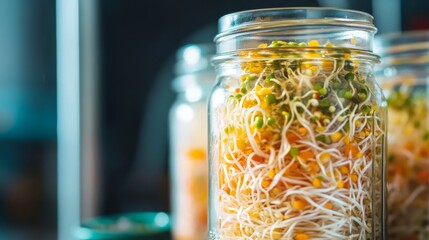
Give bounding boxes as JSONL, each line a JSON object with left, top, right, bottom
{"left": 376, "top": 31, "right": 429, "bottom": 240}
{"left": 209, "top": 8, "right": 386, "bottom": 239}
{"left": 169, "top": 44, "right": 215, "bottom": 240}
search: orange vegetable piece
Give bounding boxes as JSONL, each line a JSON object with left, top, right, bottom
{"left": 293, "top": 200, "right": 308, "bottom": 210}
{"left": 268, "top": 169, "right": 276, "bottom": 178}
{"left": 272, "top": 187, "right": 282, "bottom": 195}
{"left": 419, "top": 148, "right": 428, "bottom": 158}
{"left": 252, "top": 155, "right": 264, "bottom": 162}
{"left": 404, "top": 141, "right": 414, "bottom": 151}
{"left": 242, "top": 188, "right": 252, "bottom": 195}
{"left": 295, "top": 233, "right": 310, "bottom": 240}
{"left": 322, "top": 60, "right": 334, "bottom": 70}
{"left": 344, "top": 144, "right": 359, "bottom": 158}
{"left": 340, "top": 166, "right": 349, "bottom": 174}
{"left": 188, "top": 148, "right": 206, "bottom": 161}
{"left": 249, "top": 65, "right": 264, "bottom": 74}
{"left": 284, "top": 162, "right": 299, "bottom": 176}
{"left": 417, "top": 170, "right": 429, "bottom": 184}
{"left": 250, "top": 211, "right": 260, "bottom": 218}
{"left": 243, "top": 99, "right": 254, "bottom": 108}
{"left": 308, "top": 40, "right": 319, "bottom": 47}
{"left": 324, "top": 201, "right": 333, "bottom": 210}
{"left": 287, "top": 133, "right": 301, "bottom": 142}
{"left": 389, "top": 163, "right": 405, "bottom": 176}
{"left": 320, "top": 152, "right": 331, "bottom": 162}
{"left": 262, "top": 180, "right": 272, "bottom": 188}
{"left": 299, "top": 150, "right": 315, "bottom": 160}
{"left": 237, "top": 140, "right": 246, "bottom": 150}
{"left": 298, "top": 127, "right": 308, "bottom": 135}
{"left": 312, "top": 178, "right": 322, "bottom": 188}
{"left": 308, "top": 162, "right": 320, "bottom": 173}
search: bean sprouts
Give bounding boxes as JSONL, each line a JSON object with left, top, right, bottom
{"left": 211, "top": 41, "right": 385, "bottom": 239}
{"left": 386, "top": 87, "right": 429, "bottom": 240}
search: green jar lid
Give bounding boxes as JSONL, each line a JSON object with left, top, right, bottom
{"left": 74, "top": 212, "right": 171, "bottom": 240}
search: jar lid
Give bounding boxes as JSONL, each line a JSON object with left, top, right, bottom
{"left": 375, "top": 30, "right": 429, "bottom": 66}
{"left": 175, "top": 43, "right": 216, "bottom": 76}
{"left": 74, "top": 212, "right": 170, "bottom": 240}
{"left": 173, "top": 43, "right": 216, "bottom": 92}
{"left": 214, "top": 7, "right": 378, "bottom": 54}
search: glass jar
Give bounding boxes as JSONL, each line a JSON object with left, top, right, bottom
{"left": 375, "top": 31, "right": 429, "bottom": 240}
{"left": 169, "top": 44, "right": 215, "bottom": 240}
{"left": 209, "top": 8, "right": 386, "bottom": 239}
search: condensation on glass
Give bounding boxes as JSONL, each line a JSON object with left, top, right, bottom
{"left": 209, "top": 8, "right": 386, "bottom": 240}
{"left": 375, "top": 31, "right": 429, "bottom": 240}
{"left": 169, "top": 44, "right": 215, "bottom": 240}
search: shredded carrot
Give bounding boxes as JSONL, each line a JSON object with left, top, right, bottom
{"left": 284, "top": 162, "right": 299, "bottom": 176}
{"left": 299, "top": 150, "right": 315, "bottom": 160}
{"left": 344, "top": 144, "right": 359, "bottom": 158}
{"left": 287, "top": 133, "right": 301, "bottom": 142}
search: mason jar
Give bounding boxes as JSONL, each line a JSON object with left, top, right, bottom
{"left": 209, "top": 8, "right": 386, "bottom": 239}
{"left": 169, "top": 44, "right": 215, "bottom": 240}
{"left": 375, "top": 31, "right": 429, "bottom": 240}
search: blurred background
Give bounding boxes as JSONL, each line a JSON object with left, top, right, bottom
{"left": 0, "top": 0, "right": 428, "bottom": 239}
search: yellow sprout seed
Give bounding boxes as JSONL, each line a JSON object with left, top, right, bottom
{"left": 308, "top": 40, "right": 319, "bottom": 47}
{"left": 331, "top": 132, "right": 342, "bottom": 142}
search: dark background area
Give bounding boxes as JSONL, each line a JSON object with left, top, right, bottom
{"left": 98, "top": 0, "right": 322, "bottom": 218}
{"left": 0, "top": 0, "right": 56, "bottom": 239}
{"left": 0, "top": 0, "right": 428, "bottom": 239}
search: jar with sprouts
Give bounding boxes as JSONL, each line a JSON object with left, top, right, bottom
{"left": 376, "top": 31, "right": 429, "bottom": 240}
{"left": 209, "top": 8, "right": 386, "bottom": 240}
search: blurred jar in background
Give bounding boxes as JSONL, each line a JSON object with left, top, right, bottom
{"left": 169, "top": 44, "right": 215, "bottom": 240}
{"left": 376, "top": 31, "right": 429, "bottom": 240}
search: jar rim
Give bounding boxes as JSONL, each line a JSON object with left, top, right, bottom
{"left": 375, "top": 30, "right": 429, "bottom": 66}
{"left": 375, "top": 30, "right": 429, "bottom": 53}
{"left": 173, "top": 43, "right": 216, "bottom": 92}
{"left": 175, "top": 43, "right": 216, "bottom": 75}
{"left": 212, "top": 47, "right": 380, "bottom": 65}
{"left": 172, "top": 73, "right": 215, "bottom": 92}
{"left": 215, "top": 7, "right": 376, "bottom": 43}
